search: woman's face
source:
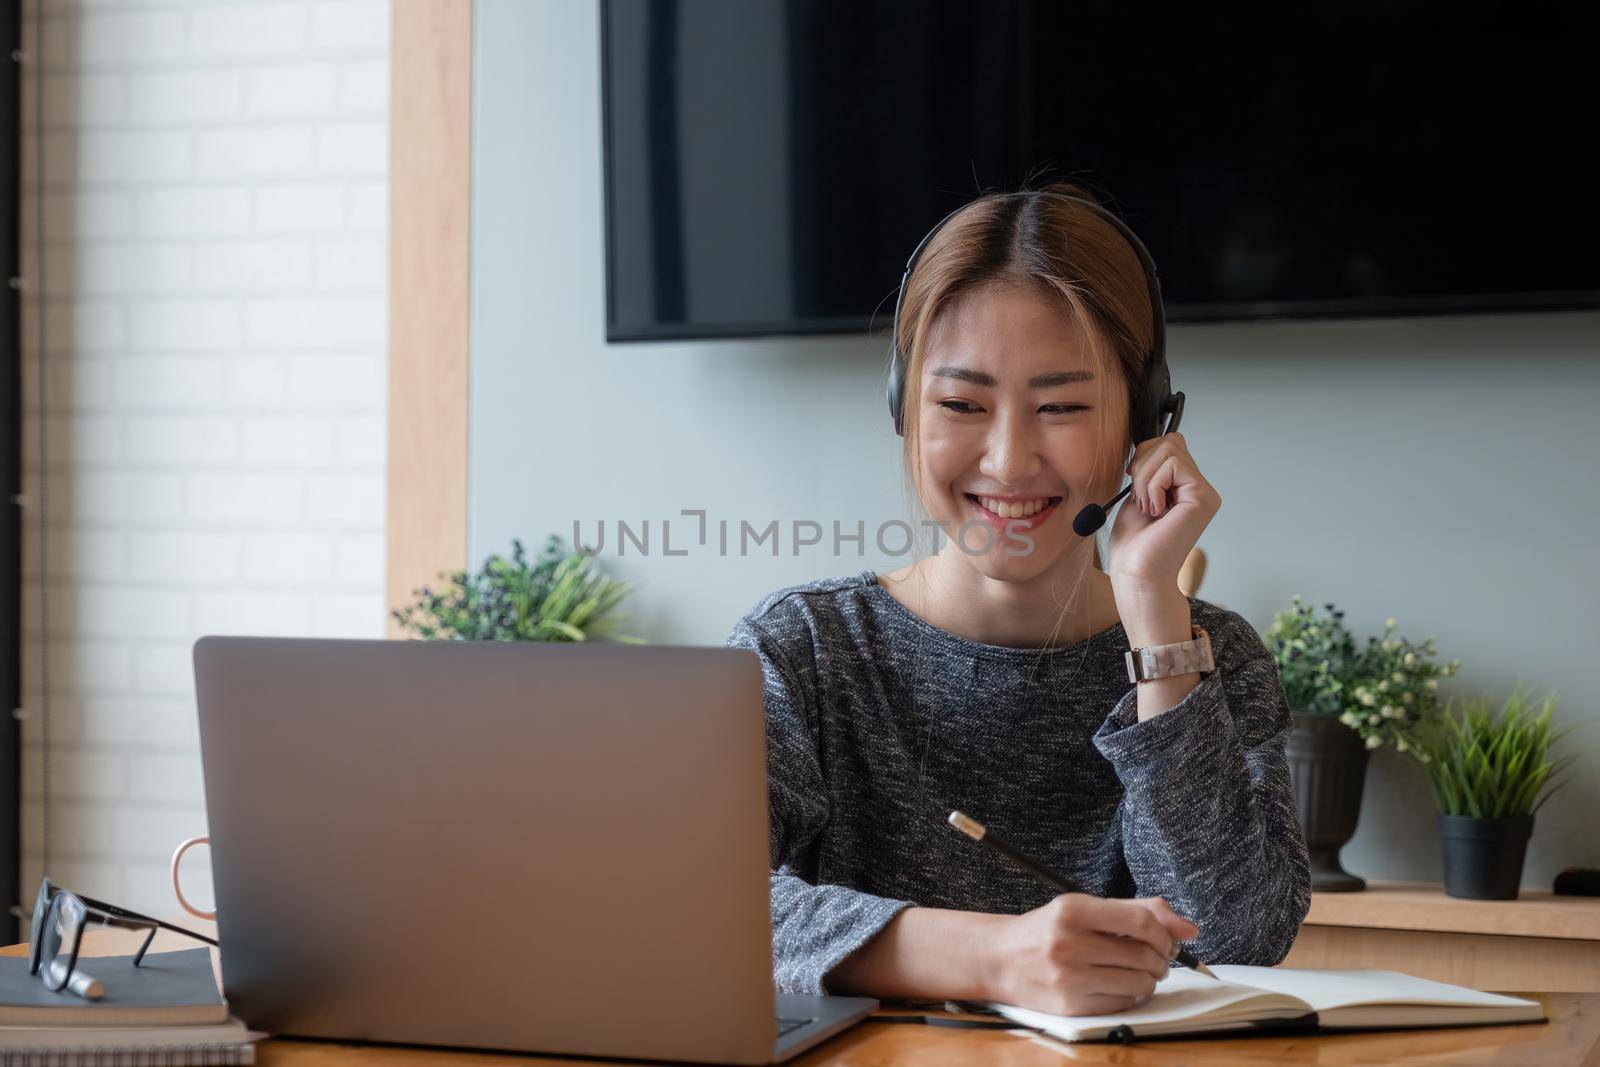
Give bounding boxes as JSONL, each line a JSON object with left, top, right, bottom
{"left": 915, "top": 283, "right": 1130, "bottom": 579}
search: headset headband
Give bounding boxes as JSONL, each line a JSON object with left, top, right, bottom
{"left": 886, "top": 190, "right": 1179, "bottom": 444}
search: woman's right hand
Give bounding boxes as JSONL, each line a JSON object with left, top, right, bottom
{"left": 984, "top": 894, "right": 1200, "bottom": 1016}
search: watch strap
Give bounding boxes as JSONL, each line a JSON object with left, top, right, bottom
{"left": 1126, "top": 625, "right": 1214, "bottom": 683}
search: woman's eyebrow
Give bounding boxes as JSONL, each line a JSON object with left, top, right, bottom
{"left": 929, "top": 366, "right": 1095, "bottom": 388}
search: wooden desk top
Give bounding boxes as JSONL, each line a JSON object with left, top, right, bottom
{"left": 1307, "top": 881, "right": 1600, "bottom": 940}
{"left": 5, "top": 927, "right": 1598, "bottom": 1065}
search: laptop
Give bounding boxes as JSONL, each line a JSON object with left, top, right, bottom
{"left": 192, "top": 636, "right": 878, "bottom": 1064}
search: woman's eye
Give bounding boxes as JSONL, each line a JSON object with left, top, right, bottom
{"left": 938, "top": 401, "right": 1089, "bottom": 415}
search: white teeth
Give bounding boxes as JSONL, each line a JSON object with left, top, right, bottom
{"left": 977, "top": 496, "right": 1050, "bottom": 519}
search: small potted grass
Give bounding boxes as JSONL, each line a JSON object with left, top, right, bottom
{"left": 394, "top": 534, "right": 645, "bottom": 643}
{"left": 1415, "top": 687, "right": 1574, "bottom": 900}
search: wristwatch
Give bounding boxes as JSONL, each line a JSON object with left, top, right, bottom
{"left": 1125, "top": 625, "right": 1214, "bottom": 683}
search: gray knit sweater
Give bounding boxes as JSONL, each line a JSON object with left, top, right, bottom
{"left": 723, "top": 569, "right": 1312, "bottom": 997}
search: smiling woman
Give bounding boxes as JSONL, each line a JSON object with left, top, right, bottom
{"left": 911, "top": 286, "right": 1122, "bottom": 612}
{"left": 725, "top": 180, "right": 1310, "bottom": 1019}
{"left": 893, "top": 189, "right": 1158, "bottom": 580}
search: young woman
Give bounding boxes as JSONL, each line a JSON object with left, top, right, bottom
{"left": 724, "top": 181, "right": 1311, "bottom": 1018}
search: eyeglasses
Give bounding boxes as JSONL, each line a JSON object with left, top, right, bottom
{"left": 28, "top": 877, "right": 219, "bottom": 996}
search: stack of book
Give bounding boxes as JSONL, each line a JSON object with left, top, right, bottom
{"left": 0, "top": 948, "right": 254, "bottom": 1065}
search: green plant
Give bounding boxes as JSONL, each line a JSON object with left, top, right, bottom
{"left": 393, "top": 534, "right": 644, "bottom": 643}
{"left": 1338, "top": 615, "right": 1460, "bottom": 756}
{"left": 1262, "top": 597, "right": 1357, "bottom": 717}
{"left": 1263, "top": 595, "right": 1459, "bottom": 754}
{"left": 1416, "top": 687, "right": 1575, "bottom": 820}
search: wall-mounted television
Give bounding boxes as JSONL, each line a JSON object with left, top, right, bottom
{"left": 601, "top": 0, "right": 1599, "bottom": 342}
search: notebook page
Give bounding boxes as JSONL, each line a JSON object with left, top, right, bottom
{"left": 990, "top": 966, "right": 1311, "bottom": 1041}
{"left": 1209, "top": 966, "right": 1540, "bottom": 1013}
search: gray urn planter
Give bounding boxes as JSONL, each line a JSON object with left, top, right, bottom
{"left": 1285, "top": 712, "right": 1370, "bottom": 892}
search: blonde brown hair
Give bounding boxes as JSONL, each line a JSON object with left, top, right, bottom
{"left": 892, "top": 179, "right": 1156, "bottom": 574}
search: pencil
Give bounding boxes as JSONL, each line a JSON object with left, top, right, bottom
{"left": 947, "top": 810, "right": 1219, "bottom": 980}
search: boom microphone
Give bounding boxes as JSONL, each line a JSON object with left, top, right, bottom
{"left": 1072, "top": 484, "right": 1134, "bottom": 537}
{"left": 1072, "top": 396, "right": 1185, "bottom": 537}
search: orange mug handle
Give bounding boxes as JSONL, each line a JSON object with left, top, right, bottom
{"left": 170, "top": 836, "right": 215, "bottom": 921}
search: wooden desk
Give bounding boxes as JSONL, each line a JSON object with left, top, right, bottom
{"left": 6, "top": 927, "right": 1599, "bottom": 1065}
{"left": 1283, "top": 881, "right": 1600, "bottom": 992}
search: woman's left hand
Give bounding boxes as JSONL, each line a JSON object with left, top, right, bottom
{"left": 1106, "top": 431, "right": 1221, "bottom": 592}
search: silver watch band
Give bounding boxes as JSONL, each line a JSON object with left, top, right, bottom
{"left": 1125, "top": 625, "right": 1214, "bottom": 683}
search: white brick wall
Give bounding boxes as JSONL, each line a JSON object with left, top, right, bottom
{"left": 17, "top": 0, "right": 390, "bottom": 914}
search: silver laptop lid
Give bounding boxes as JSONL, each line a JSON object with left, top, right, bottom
{"left": 194, "top": 637, "right": 778, "bottom": 1064}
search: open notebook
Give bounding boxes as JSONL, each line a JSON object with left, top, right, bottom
{"left": 990, "top": 966, "right": 1545, "bottom": 1043}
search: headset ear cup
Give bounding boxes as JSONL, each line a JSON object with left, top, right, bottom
{"left": 1131, "top": 380, "right": 1158, "bottom": 445}
{"left": 887, "top": 345, "right": 906, "bottom": 436}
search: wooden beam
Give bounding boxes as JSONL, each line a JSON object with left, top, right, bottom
{"left": 387, "top": 0, "right": 472, "bottom": 636}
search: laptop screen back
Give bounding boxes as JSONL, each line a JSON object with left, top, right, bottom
{"left": 194, "top": 637, "right": 777, "bottom": 1064}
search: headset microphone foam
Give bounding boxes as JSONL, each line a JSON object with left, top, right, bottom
{"left": 886, "top": 190, "right": 1184, "bottom": 538}
{"left": 1071, "top": 491, "right": 1123, "bottom": 538}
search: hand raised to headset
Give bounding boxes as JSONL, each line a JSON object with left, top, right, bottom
{"left": 1105, "top": 431, "right": 1221, "bottom": 593}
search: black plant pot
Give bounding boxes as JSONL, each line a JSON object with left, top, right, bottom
{"left": 1285, "top": 712, "right": 1370, "bottom": 892}
{"left": 1437, "top": 813, "right": 1533, "bottom": 900}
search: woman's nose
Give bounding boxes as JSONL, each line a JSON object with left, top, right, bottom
{"left": 978, "top": 414, "right": 1041, "bottom": 484}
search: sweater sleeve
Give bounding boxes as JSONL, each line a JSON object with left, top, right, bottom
{"left": 725, "top": 613, "right": 915, "bottom": 996}
{"left": 1090, "top": 608, "right": 1311, "bottom": 965}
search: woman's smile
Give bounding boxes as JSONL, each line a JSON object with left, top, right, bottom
{"left": 964, "top": 492, "right": 1064, "bottom": 532}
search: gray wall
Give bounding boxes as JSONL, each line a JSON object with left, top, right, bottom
{"left": 470, "top": 0, "right": 1599, "bottom": 889}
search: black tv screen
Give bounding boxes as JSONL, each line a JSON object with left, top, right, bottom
{"left": 601, "top": 0, "right": 1600, "bottom": 341}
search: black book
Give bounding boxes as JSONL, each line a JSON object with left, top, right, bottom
{"left": 0, "top": 949, "right": 227, "bottom": 1026}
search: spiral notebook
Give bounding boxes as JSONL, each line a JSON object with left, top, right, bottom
{"left": 0, "top": 1016, "right": 254, "bottom": 1066}
{"left": 991, "top": 965, "right": 1545, "bottom": 1043}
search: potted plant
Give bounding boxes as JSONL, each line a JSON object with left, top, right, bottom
{"left": 1414, "top": 688, "right": 1574, "bottom": 900}
{"left": 1264, "top": 597, "right": 1459, "bottom": 891}
{"left": 394, "top": 534, "right": 645, "bottom": 643}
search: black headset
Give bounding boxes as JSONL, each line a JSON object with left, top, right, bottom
{"left": 885, "top": 190, "right": 1185, "bottom": 536}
